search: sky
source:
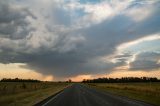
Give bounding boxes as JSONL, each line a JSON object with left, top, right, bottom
{"left": 0, "top": 0, "right": 160, "bottom": 81}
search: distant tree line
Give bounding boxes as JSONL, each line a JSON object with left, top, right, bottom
{"left": 0, "top": 78, "right": 41, "bottom": 82}
{"left": 82, "top": 77, "right": 160, "bottom": 83}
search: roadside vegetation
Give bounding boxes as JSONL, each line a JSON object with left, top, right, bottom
{"left": 0, "top": 78, "right": 70, "bottom": 106}
{"left": 83, "top": 77, "right": 160, "bottom": 106}
{"left": 82, "top": 77, "right": 160, "bottom": 83}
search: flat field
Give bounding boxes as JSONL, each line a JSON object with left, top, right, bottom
{"left": 86, "top": 82, "right": 160, "bottom": 106}
{"left": 0, "top": 82, "right": 69, "bottom": 106}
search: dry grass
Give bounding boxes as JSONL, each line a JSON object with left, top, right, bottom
{"left": 86, "top": 82, "right": 160, "bottom": 106}
{"left": 0, "top": 82, "right": 69, "bottom": 106}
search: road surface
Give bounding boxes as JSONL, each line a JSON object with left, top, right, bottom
{"left": 40, "top": 84, "right": 153, "bottom": 106}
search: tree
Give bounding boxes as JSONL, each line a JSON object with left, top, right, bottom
{"left": 68, "top": 79, "right": 72, "bottom": 83}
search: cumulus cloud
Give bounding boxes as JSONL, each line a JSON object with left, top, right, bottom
{"left": 0, "top": 0, "right": 36, "bottom": 40}
{"left": 0, "top": 0, "right": 160, "bottom": 79}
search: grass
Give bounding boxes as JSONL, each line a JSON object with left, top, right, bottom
{"left": 85, "top": 82, "right": 160, "bottom": 106}
{"left": 0, "top": 82, "right": 70, "bottom": 106}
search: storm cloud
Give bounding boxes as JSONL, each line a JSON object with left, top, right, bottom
{"left": 0, "top": 0, "right": 160, "bottom": 79}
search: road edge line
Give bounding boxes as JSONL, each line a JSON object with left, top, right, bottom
{"left": 34, "top": 85, "right": 71, "bottom": 106}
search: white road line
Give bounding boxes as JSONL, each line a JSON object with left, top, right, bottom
{"left": 41, "top": 86, "right": 70, "bottom": 106}
{"left": 42, "top": 91, "right": 63, "bottom": 106}
{"left": 41, "top": 85, "right": 72, "bottom": 106}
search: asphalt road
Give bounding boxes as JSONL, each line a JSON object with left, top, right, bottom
{"left": 41, "top": 84, "right": 153, "bottom": 106}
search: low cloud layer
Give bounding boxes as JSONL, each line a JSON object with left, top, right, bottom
{"left": 0, "top": 0, "right": 160, "bottom": 79}
{"left": 129, "top": 52, "right": 160, "bottom": 71}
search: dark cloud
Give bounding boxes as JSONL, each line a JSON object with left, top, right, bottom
{"left": 0, "top": 0, "right": 160, "bottom": 79}
{"left": 114, "top": 53, "right": 132, "bottom": 58}
{"left": 0, "top": 0, "right": 36, "bottom": 39}
{"left": 129, "top": 52, "right": 160, "bottom": 71}
{"left": 130, "top": 60, "right": 160, "bottom": 71}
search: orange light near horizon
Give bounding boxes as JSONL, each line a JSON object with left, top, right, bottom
{"left": 0, "top": 63, "right": 54, "bottom": 81}
{"left": 105, "top": 70, "right": 160, "bottom": 79}
{"left": 69, "top": 75, "right": 92, "bottom": 82}
{"left": 0, "top": 63, "right": 160, "bottom": 82}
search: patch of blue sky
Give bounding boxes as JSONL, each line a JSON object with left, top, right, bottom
{"left": 73, "top": 8, "right": 86, "bottom": 18}
{"left": 123, "top": 39, "right": 160, "bottom": 53}
{"left": 79, "top": 0, "right": 102, "bottom": 4}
